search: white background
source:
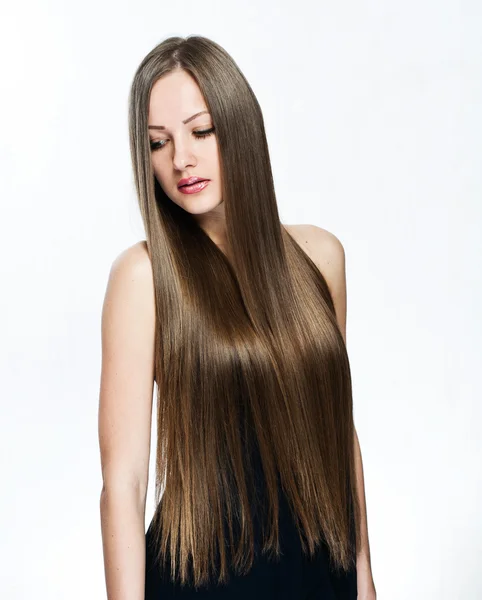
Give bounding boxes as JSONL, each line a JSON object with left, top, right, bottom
{"left": 1, "top": 1, "right": 481, "bottom": 598}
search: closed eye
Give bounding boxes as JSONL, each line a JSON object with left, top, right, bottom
{"left": 150, "top": 127, "right": 216, "bottom": 151}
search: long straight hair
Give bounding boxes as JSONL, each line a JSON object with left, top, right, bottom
{"left": 128, "top": 35, "right": 360, "bottom": 589}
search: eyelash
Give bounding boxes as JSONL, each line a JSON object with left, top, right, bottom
{"left": 150, "top": 127, "right": 216, "bottom": 151}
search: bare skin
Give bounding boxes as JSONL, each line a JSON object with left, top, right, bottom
{"left": 147, "top": 68, "right": 227, "bottom": 248}
{"left": 98, "top": 67, "right": 376, "bottom": 599}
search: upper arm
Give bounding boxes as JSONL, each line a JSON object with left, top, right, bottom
{"left": 98, "top": 241, "right": 156, "bottom": 501}
{"left": 291, "top": 224, "right": 347, "bottom": 344}
{"left": 288, "top": 224, "right": 354, "bottom": 432}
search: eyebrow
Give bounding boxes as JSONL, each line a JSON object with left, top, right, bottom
{"left": 148, "top": 110, "right": 210, "bottom": 131}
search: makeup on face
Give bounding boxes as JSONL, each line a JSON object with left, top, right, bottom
{"left": 148, "top": 111, "right": 215, "bottom": 151}
{"left": 177, "top": 179, "right": 211, "bottom": 194}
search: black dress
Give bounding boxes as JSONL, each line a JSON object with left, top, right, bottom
{"left": 145, "top": 436, "right": 357, "bottom": 599}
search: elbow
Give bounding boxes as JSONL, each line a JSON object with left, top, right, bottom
{"left": 100, "top": 479, "right": 147, "bottom": 512}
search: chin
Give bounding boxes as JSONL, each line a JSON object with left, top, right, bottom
{"left": 177, "top": 194, "right": 223, "bottom": 215}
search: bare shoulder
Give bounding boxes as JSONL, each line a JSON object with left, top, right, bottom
{"left": 283, "top": 223, "right": 345, "bottom": 273}
{"left": 102, "top": 240, "right": 155, "bottom": 334}
{"left": 110, "top": 239, "right": 153, "bottom": 282}
{"left": 284, "top": 224, "right": 347, "bottom": 340}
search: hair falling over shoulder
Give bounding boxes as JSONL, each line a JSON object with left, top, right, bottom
{"left": 128, "top": 35, "right": 360, "bottom": 589}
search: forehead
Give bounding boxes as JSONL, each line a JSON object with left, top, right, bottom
{"left": 148, "top": 70, "right": 207, "bottom": 124}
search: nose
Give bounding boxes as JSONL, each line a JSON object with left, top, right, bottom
{"left": 172, "top": 137, "right": 196, "bottom": 172}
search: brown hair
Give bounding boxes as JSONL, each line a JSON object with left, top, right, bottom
{"left": 128, "top": 35, "right": 360, "bottom": 589}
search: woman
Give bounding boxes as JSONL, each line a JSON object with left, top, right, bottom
{"left": 98, "top": 35, "right": 376, "bottom": 599}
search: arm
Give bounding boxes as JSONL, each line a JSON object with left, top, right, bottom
{"left": 353, "top": 428, "right": 374, "bottom": 581}
{"left": 306, "top": 225, "right": 376, "bottom": 597}
{"left": 98, "top": 241, "right": 156, "bottom": 600}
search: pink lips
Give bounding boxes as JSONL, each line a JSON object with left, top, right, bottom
{"left": 178, "top": 176, "right": 207, "bottom": 187}
{"left": 177, "top": 176, "right": 210, "bottom": 194}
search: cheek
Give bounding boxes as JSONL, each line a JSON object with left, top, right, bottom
{"left": 152, "top": 162, "right": 169, "bottom": 187}
{"left": 207, "top": 144, "right": 221, "bottom": 174}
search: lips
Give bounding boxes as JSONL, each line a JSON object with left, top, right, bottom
{"left": 178, "top": 176, "right": 209, "bottom": 189}
{"left": 178, "top": 179, "right": 210, "bottom": 194}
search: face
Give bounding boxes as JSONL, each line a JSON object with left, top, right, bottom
{"left": 148, "top": 69, "right": 223, "bottom": 216}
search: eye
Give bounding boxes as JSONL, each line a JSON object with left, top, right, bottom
{"left": 193, "top": 126, "right": 215, "bottom": 140}
{"left": 150, "top": 139, "right": 167, "bottom": 151}
{"left": 149, "top": 126, "right": 216, "bottom": 152}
